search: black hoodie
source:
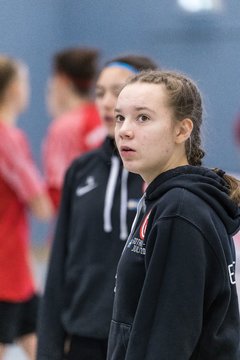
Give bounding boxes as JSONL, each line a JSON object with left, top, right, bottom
{"left": 37, "top": 137, "right": 143, "bottom": 360}
{"left": 107, "top": 165, "right": 240, "bottom": 360}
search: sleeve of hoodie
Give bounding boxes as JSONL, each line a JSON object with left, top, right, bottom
{"left": 125, "top": 216, "right": 222, "bottom": 360}
{"left": 37, "top": 165, "right": 74, "bottom": 360}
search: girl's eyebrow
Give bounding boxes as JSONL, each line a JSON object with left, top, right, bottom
{"left": 134, "top": 106, "right": 155, "bottom": 113}
{"left": 115, "top": 106, "right": 155, "bottom": 114}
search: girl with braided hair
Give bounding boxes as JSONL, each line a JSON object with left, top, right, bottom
{"left": 108, "top": 70, "right": 240, "bottom": 359}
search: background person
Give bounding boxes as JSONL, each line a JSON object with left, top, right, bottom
{"left": 108, "top": 70, "right": 240, "bottom": 359}
{"left": 0, "top": 55, "right": 53, "bottom": 360}
{"left": 43, "top": 47, "right": 105, "bottom": 210}
{"left": 37, "top": 54, "right": 159, "bottom": 360}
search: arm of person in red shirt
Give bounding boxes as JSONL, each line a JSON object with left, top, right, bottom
{"left": 0, "top": 128, "right": 53, "bottom": 221}
{"left": 42, "top": 119, "right": 79, "bottom": 212}
{"left": 28, "top": 191, "right": 54, "bottom": 221}
{"left": 47, "top": 187, "right": 61, "bottom": 211}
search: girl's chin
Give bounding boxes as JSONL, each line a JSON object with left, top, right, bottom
{"left": 122, "top": 162, "right": 139, "bottom": 175}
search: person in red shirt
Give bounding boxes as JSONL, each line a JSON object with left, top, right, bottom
{"left": 42, "top": 47, "right": 105, "bottom": 210}
{"left": 0, "top": 55, "right": 53, "bottom": 360}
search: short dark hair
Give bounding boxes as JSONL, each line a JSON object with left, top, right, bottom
{"left": 53, "top": 47, "right": 100, "bottom": 96}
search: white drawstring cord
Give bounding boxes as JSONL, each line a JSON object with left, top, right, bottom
{"left": 120, "top": 169, "right": 129, "bottom": 240}
{"left": 103, "top": 156, "right": 120, "bottom": 233}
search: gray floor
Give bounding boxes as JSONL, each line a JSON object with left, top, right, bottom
{"left": 3, "top": 240, "right": 240, "bottom": 360}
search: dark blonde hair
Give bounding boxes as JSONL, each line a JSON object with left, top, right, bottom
{"left": 0, "top": 55, "right": 18, "bottom": 102}
{"left": 124, "top": 70, "right": 240, "bottom": 204}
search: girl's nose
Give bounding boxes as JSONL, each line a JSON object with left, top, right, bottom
{"left": 118, "top": 119, "right": 134, "bottom": 138}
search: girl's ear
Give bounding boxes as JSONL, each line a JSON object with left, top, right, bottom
{"left": 175, "top": 118, "right": 193, "bottom": 144}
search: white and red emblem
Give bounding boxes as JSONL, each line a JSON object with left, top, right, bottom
{"left": 139, "top": 211, "right": 151, "bottom": 240}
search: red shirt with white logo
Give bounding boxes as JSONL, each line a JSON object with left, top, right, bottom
{"left": 42, "top": 103, "right": 105, "bottom": 209}
{"left": 0, "top": 122, "right": 46, "bottom": 302}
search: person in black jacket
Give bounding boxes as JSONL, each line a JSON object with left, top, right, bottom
{"left": 36, "top": 55, "right": 158, "bottom": 360}
{"left": 108, "top": 70, "right": 240, "bottom": 359}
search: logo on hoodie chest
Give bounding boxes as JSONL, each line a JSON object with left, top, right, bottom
{"left": 128, "top": 237, "right": 146, "bottom": 255}
{"left": 76, "top": 176, "right": 98, "bottom": 197}
{"left": 139, "top": 211, "right": 151, "bottom": 240}
{"left": 127, "top": 211, "right": 151, "bottom": 256}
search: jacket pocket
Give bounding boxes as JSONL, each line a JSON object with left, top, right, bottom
{"left": 107, "top": 320, "right": 132, "bottom": 359}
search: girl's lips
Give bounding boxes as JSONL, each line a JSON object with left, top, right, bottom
{"left": 120, "top": 145, "right": 134, "bottom": 151}
{"left": 120, "top": 146, "right": 136, "bottom": 158}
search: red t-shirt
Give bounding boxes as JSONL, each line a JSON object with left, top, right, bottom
{"left": 42, "top": 103, "right": 105, "bottom": 209}
{"left": 0, "top": 122, "right": 46, "bottom": 302}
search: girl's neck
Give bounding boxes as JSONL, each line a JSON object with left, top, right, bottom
{"left": 64, "top": 95, "right": 89, "bottom": 113}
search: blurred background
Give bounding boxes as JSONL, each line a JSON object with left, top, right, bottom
{"left": 1, "top": 0, "right": 240, "bottom": 244}
{"left": 1, "top": 1, "right": 240, "bottom": 358}
{"left": 1, "top": 0, "right": 240, "bottom": 178}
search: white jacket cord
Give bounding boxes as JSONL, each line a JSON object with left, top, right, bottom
{"left": 103, "top": 156, "right": 120, "bottom": 233}
{"left": 120, "top": 168, "right": 129, "bottom": 240}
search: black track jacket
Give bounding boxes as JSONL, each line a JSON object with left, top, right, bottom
{"left": 107, "top": 165, "right": 240, "bottom": 360}
{"left": 37, "top": 137, "right": 143, "bottom": 360}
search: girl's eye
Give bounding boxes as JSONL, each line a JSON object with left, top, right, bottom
{"left": 115, "top": 114, "right": 125, "bottom": 122}
{"left": 95, "top": 91, "right": 104, "bottom": 98}
{"left": 112, "top": 87, "right": 122, "bottom": 97}
{"left": 138, "top": 114, "right": 149, "bottom": 122}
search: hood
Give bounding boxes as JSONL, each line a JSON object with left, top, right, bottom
{"left": 146, "top": 165, "right": 240, "bottom": 236}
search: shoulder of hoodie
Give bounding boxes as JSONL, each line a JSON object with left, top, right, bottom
{"left": 145, "top": 188, "right": 231, "bottom": 289}
{"left": 149, "top": 186, "right": 225, "bottom": 233}
{"left": 146, "top": 187, "right": 235, "bottom": 279}
{"left": 65, "top": 146, "right": 105, "bottom": 178}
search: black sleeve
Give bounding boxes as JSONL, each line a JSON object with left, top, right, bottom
{"left": 37, "top": 166, "right": 74, "bottom": 360}
{"left": 126, "top": 217, "right": 221, "bottom": 360}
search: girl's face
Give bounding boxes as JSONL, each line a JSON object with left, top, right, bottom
{"left": 115, "top": 83, "right": 191, "bottom": 184}
{"left": 95, "top": 66, "right": 134, "bottom": 137}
